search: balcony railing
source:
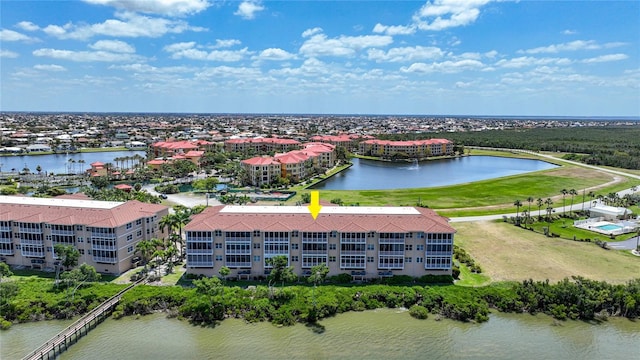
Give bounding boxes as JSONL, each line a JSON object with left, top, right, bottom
{"left": 92, "top": 244, "right": 117, "bottom": 251}
{"left": 0, "top": 237, "right": 12, "bottom": 244}
{"left": 302, "top": 249, "right": 328, "bottom": 255}
{"left": 22, "top": 250, "right": 45, "bottom": 257}
{"left": 18, "top": 227, "right": 42, "bottom": 234}
{"left": 378, "top": 251, "right": 405, "bottom": 256}
{"left": 187, "top": 237, "right": 212, "bottom": 242}
{"left": 93, "top": 256, "right": 117, "bottom": 264}
{"left": 187, "top": 249, "right": 213, "bottom": 254}
{"left": 425, "top": 251, "right": 452, "bottom": 257}
{"left": 0, "top": 226, "right": 11, "bottom": 232}
{"left": 20, "top": 239, "right": 44, "bottom": 246}
{"left": 189, "top": 261, "right": 214, "bottom": 267}
{"left": 0, "top": 249, "right": 14, "bottom": 255}
{"left": 90, "top": 233, "right": 116, "bottom": 240}
{"left": 51, "top": 229, "right": 74, "bottom": 236}
{"left": 225, "top": 249, "right": 251, "bottom": 255}
{"left": 340, "top": 250, "right": 366, "bottom": 255}
{"left": 225, "top": 262, "right": 251, "bottom": 268}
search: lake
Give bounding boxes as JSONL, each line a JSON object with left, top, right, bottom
{"left": 312, "top": 156, "right": 558, "bottom": 190}
{"left": 0, "top": 151, "right": 146, "bottom": 175}
{"left": 3, "top": 309, "right": 638, "bottom": 359}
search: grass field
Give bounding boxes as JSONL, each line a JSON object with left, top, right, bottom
{"left": 453, "top": 221, "right": 640, "bottom": 284}
{"left": 288, "top": 164, "right": 624, "bottom": 209}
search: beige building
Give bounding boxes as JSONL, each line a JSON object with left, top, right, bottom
{"left": 0, "top": 196, "right": 169, "bottom": 275}
{"left": 184, "top": 205, "right": 455, "bottom": 280}
{"left": 359, "top": 138, "right": 453, "bottom": 158}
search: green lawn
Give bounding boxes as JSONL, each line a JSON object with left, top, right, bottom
{"left": 527, "top": 217, "right": 639, "bottom": 242}
{"left": 454, "top": 263, "right": 491, "bottom": 287}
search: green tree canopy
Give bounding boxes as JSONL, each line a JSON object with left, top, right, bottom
{"left": 266, "top": 255, "right": 297, "bottom": 287}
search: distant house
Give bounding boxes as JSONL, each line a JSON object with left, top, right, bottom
{"left": 26, "top": 144, "right": 52, "bottom": 152}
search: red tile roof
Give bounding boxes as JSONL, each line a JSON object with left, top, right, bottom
{"left": 241, "top": 156, "right": 281, "bottom": 166}
{"left": 0, "top": 196, "right": 168, "bottom": 228}
{"left": 185, "top": 205, "right": 455, "bottom": 234}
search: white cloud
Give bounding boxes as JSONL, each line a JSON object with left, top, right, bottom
{"left": 41, "top": 11, "right": 205, "bottom": 40}
{"left": 163, "top": 41, "right": 196, "bottom": 52}
{"left": 562, "top": 29, "right": 577, "bottom": 35}
{"left": 372, "top": 23, "right": 416, "bottom": 36}
{"left": 520, "top": 40, "right": 626, "bottom": 54}
{"left": 83, "top": 0, "right": 211, "bottom": 16}
{"left": 212, "top": 39, "right": 241, "bottom": 49}
{"left": 0, "top": 29, "right": 37, "bottom": 42}
{"left": 255, "top": 48, "right": 296, "bottom": 61}
{"left": 34, "top": 64, "right": 67, "bottom": 71}
{"left": 33, "top": 48, "right": 141, "bottom": 62}
{"left": 302, "top": 27, "right": 322, "bottom": 38}
{"left": 89, "top": 40, "right": 135, "bottom": 53}
{"left": 400, "top": 59, "right": 485, "bottom": 73}
{"left": 110, "top": 63, "right": 194, "bottom": 73}
{"left": 269, "top": 58, "right": 331, "bottom": 77}
{"left": 582, "top": 54, "right": 628, "bottom": 64}
{"left": 413, "top": 0, "right": 492, "bottom": 31}
{"left": 367, "top": 46, "right": 443, "bottom": 63}
{"left": 0, "top": 49, "right": 19, "bottom": 58}
{"left": 234, "top": 1, "right": 265, "bottom": 20}
{"left": 496, "top": 56, "right": 572, "bottom": 68}
{"left": 16, "top": 21, "right": 40, "bottom": 31}
{"left": 165, "top": 43, "right": 252, "bottom": 62}
{"left": 195, "top": 65, "right": 262, "bottom": 79}
{"left": 300, "top": 32, "right": 393, "bottom": 58}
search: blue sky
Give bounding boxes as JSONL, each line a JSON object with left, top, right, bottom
{"left": 1, "top": 0, "right": 638, "bottom": 116}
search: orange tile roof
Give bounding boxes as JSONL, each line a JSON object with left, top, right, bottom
{"left": 0, "top": 196, "right": 167, "bottom": 227}
{"left": 185, "top": 205, "right": 454, "bottom": 234}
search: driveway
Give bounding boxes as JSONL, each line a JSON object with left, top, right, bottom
{"left": 606, "top": 236, "right": 640, "bottom": 250}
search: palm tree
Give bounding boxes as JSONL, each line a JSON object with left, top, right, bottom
{"left": 587, "top": 191, "right": 596, "bottom": 209}
{"left": 513, "top": 199, "right": 522, "bottom": 225}
{"left": 526, "top": 196, "right": 534, "bottom": 217}
{"left": 136, "top": 239, "right": 156, "bottom": 271}
{"left": 536, "top": 198, "right": 544, "bottom": 220}
{"left": 545, "top": 198, "right": 554, "bottom": 221}
{"left": 560, "top": 188, "right": 568, "bottom": 216}
{"left": 568, "top": 189, "right": 578, "bottom": 216}
{"left": 78, "top": 159, "right": 86, "bottom": 175}
{"left": 521, "top": 209, "right": 529, "bottom": 227}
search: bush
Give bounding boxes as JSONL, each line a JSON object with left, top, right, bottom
{"left": 452, "top": 265, "right": 461, "bottom": 279}
{"left": 328, "top": 273, "right": 353, "bottom": 284}
{"left": 409, "top": 304, "right": 429, "bottom": 319}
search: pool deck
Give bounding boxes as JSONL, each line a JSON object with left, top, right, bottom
{"left": 574, "top": 220, "right": 637, "bottom": 236}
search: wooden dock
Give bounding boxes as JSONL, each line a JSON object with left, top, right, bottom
{"left": 22, "top": 278, "right": 145, "bottom": 360}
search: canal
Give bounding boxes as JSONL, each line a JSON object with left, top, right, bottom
{"left": 3, "top": 309, "right": 638, "bottom": 359}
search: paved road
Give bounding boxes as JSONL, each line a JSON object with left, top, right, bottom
{"left": 606, "top": 236, "right": 640, "bottom": 250}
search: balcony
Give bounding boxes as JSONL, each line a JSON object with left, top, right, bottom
{"left": 20, "top": 239, "right": 44, "bottom": 246}
{"left": 425, "top": 251, "right": 452, "bottom": 257}
{"left": 226, "top": 262, "right": 251, "bottom": 268}
{"left": 379, "top": 251, "right": 404, "bottom": 256}
{"left": 18, "top": 227, "right": 42, "bottom": 234}
{"left": 187, "top": 249, "right": 213, "bottom": 255}
{"left": 0, "top": 249, "right": 14, "bottom": 255}
{"left": 93, "top": 256, "right": 117, "bottom": 264}
{"left": 0, "top": 237, "right": 12, "bottom": 244}
{"left": 187, "top": 237, "right": 212, "bottom": 242}
{"left": 340, "top": 250, "right": 366, "bottom": 256}
{"left": 189, "top": 261, "right": 214, "bottom": 267}
{"left": 22, "top": 250, "right": 45, "bottom": 258}
{"left": 302, "top": 249, "right": 328, "bottom": 255}
{"left": 92, "top": 244, "right": 117, "bottom": 251}
{"left": 0, "top": 226, "right": 11, "bottom": 232}
{"left": 225, "top": 249, "right": 251, "bottom": 255}
{"left": 90, "top": 233, "right": 116, "bottom": 240}
{"left": 51, "top": 229, "right": 74, "bottom": 236}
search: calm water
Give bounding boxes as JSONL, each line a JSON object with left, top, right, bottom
{"left": 3, "top": 310, "right": 638, "bottom": 360}
{"left": 0, "top": 151, "right": 146, "bottom": 175}
{"left": 312, "top": 156, "right": 558, "bottom": 190}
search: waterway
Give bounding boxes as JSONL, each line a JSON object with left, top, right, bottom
{"left": 3, "top": 309, "right": 638, "bottom": 359}
{"left": 0, "top": 151, "right": 146, "bottom": 175}
{"left": 312, "top": 156, "right": 558, "bottom": 190}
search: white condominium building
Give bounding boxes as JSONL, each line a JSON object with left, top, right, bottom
{"left": 185, "top": 205, "right": 455, "bottom": 280}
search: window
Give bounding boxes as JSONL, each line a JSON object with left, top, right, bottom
{"left": 253, "top": 243, "right": 261, "bottom": 249}
{"left": 367, "top": 256, "right": 374, "bottom": 263}
{"left": 126, "top": 223, "right": 132, "bottom": 230}
{"left": 329, "top": 256, "right": 336, "bottom": 262}
{"left": 253, "top": 230, "right": 261, "bottom": 237}
{"left": 405, "top": 257, "right": 412, "bottom": 263}
{"left": 79, "top": 249, "right": 84, "bottom": 255}
{"left": 136, "top": 219, "right": 142, "bottom": 225}
{"left": 291, "top": 243, "right": 299, "bottom": 250}
{"left": 137, "top": 230, "right": 142, "bottom": 237}
{"left": 214, "top": 230, "right": 222, "bottom": 237}
{"left": 215, "top": 255, "right": 223, "bottom": 261}
{"left": 215, "top": 243, "right": 222, "bottom": 249}
{"left": 329, "top": 243, "right": 337, "bottom": 250}
{"left": 416, "top": 244, "right": 424, "bottom": 251}
{"left": 367, "top": 244, "right": 374, "bottom": 251}
{"left": 127, "top": 234, "right": 133, "bottom": 242}
{"left": 127, "top": 246, "right": 134, "bottom": 253}
{"left": 253, "top": 255, "right": 260, "bottom": 262}
{"left": 292, "top": 230, "right": 299, "bottom": 237}
{"left": 291, "top": 256, "right": 299, "bottom": 262}
{"left": 416, "top": 257, "right": 423, "bottom": 263}
{"left": 76, "top": 225, "right": 83, "bottom": 231}
{"left": 405, "top": 244, "right": 413, "bottom": 251}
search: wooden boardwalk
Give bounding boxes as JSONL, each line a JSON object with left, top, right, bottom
{"left": 22, "top": 278, "right": 145, "bottom": 360}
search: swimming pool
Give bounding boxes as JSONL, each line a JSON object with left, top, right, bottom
{"left": 596, "top": 224, "right": 623, "bottom": 231}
